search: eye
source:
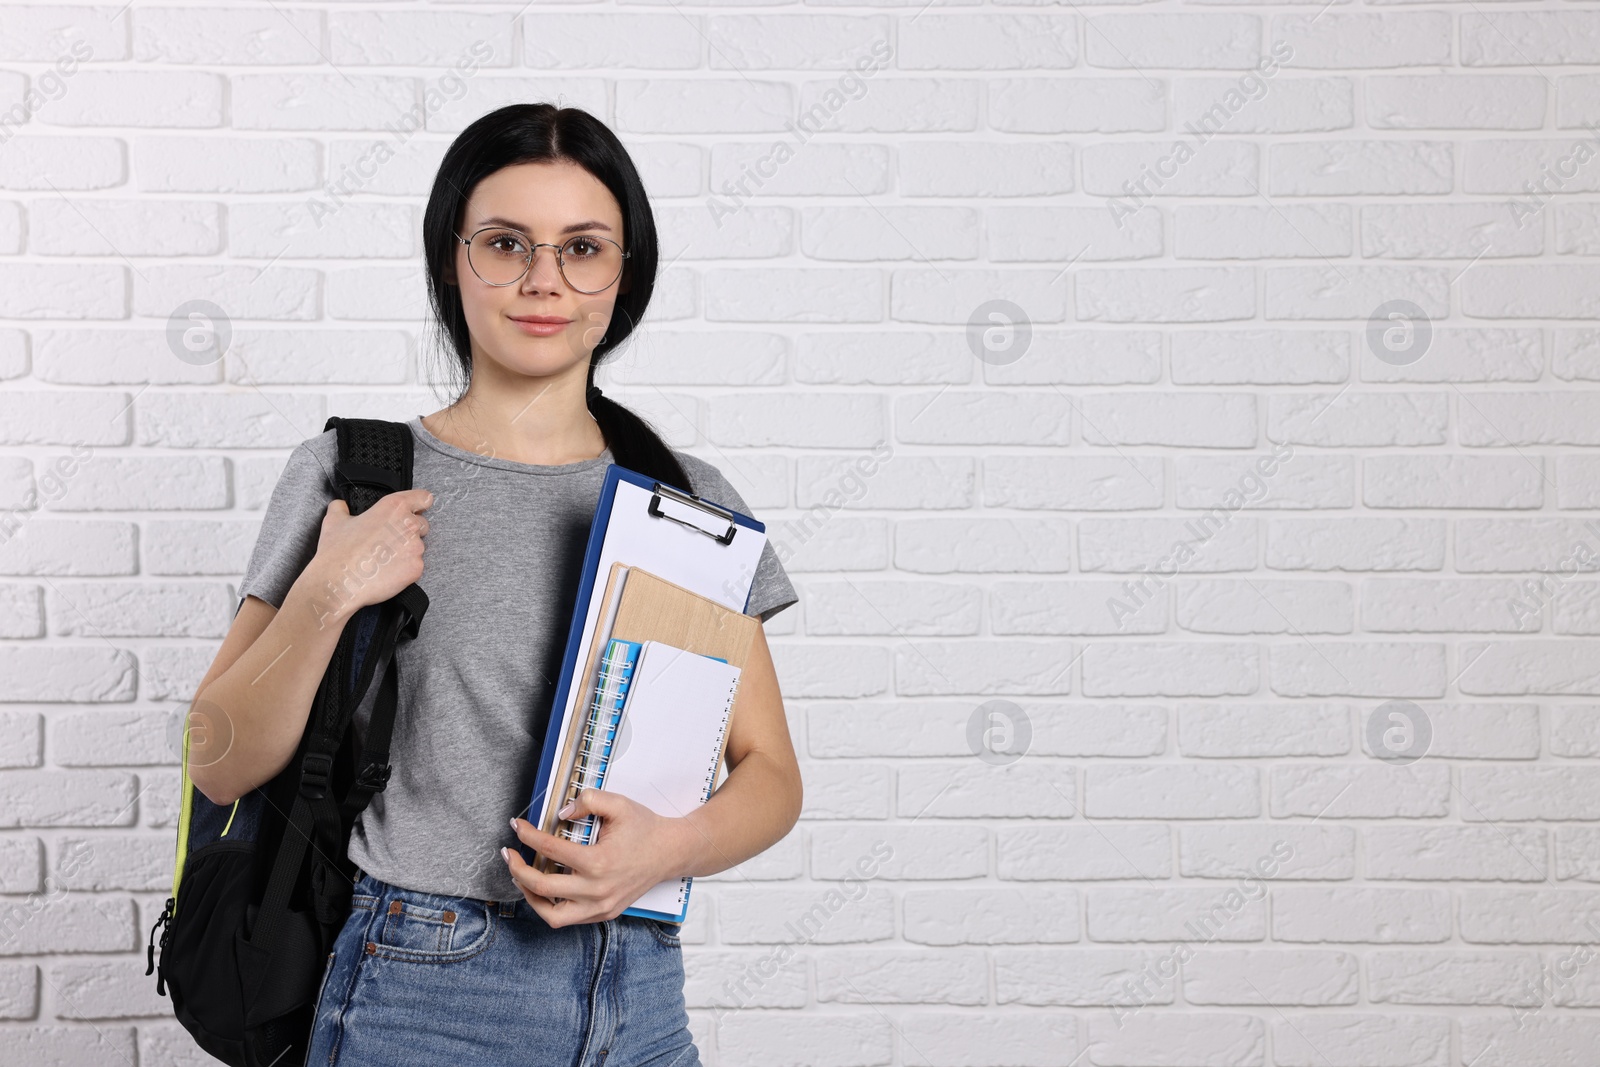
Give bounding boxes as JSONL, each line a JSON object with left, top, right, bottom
{"left": 565, "top": 236, "right": 603, "bottom": 258}
{"left": 485, "top": 231, "right": 529, "bottom": 255}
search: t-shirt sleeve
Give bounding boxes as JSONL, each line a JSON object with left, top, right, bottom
{"left": 238, "top": 439, "right": 338, "bottom": 610}
{"left": 678, "top": 454, "right": 799, "bottom": 625}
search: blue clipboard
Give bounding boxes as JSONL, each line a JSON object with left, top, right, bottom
{"left": 517, "top": 462, "right": 766, "bottom": 917}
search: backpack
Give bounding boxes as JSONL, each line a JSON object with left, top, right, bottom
{"left": 148, "top": 417, "right": 429, "bottom": 1067}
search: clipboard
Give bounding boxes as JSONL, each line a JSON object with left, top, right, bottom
{"left": 519, "top": 462, "right": 768, "bottom": 870}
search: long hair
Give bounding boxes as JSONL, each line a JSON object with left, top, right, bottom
{"left": 421, "top": 103, "right": 689, "bottom": 490}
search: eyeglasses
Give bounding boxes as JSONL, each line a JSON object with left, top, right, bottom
{"left": 454, "top": 227, "right": 629, "bottom": 294}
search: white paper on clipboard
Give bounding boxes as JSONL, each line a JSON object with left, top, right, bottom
{"left": 533, "top": 476, "right": 767, "bottom": 832}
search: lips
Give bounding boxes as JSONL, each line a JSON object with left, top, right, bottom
{"left": 508, "top": 316, "right": 571, "bottom": 325}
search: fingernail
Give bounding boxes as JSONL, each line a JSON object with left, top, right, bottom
{"left": 558, "top": 801, "right": 575, "bottom": 819}
{"left": 509, "top": 817, "right": 518, "bottom": 831}
{"left": 501, "top": 847, "right": 510, "bottom": 863}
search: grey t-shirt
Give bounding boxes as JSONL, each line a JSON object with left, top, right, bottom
{"left": 236, "top": 414, "right": 798, "bottom": 902}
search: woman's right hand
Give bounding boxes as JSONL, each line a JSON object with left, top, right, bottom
{"left": 307, "top": 487, "right": 434, "bottom": 615}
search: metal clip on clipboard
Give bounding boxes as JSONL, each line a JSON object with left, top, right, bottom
{"left": 648, "top": 482, "right": 738, "bottom": 545}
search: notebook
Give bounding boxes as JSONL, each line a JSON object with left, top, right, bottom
{"left": 553, "top": 637, "right": 742, "bottom": 922}
{"left": 536, "top": 563, "right": 761, "bottom": 872}
{"left": 556, "top": 637, "right": 641, "bottom": 849}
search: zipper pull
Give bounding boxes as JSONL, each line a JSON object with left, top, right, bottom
{"left": 146, "top": 897, "right": 173, "bottom": 992}
{"left": 156, "top": 905, "right": 176, "bottom": 998}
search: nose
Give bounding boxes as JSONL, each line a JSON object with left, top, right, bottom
{"left": 521, "top": 244, "right": 564, "bottom": 290}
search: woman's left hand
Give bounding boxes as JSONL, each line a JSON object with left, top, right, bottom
{"left": 503, "top": 789, "right": 691, "bottom": 928}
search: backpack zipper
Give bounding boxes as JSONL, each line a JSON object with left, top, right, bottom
{"left": 146, "top": 896, "right": 174, "bottom": 996}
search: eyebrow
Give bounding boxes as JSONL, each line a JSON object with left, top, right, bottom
{"left": 477, "top": 215, "right": 614, "bottom": 236}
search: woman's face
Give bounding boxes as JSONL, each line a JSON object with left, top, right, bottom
{"left": 449, "top": 160, "right": 628, "bottom": 383}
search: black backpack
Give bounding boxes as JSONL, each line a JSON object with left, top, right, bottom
{"left": 148, "top": 417, "right": 429, "bottom": 1067}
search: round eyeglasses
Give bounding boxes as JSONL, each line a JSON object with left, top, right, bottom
{"left": 454, "top": 227, "right": 629, "bottom": 294}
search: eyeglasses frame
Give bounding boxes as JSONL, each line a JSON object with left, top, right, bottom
{"left": 453, "top": 226, "right": 630, "bottom": 294}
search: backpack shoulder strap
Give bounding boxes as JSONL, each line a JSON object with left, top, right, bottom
{"left": 320, "top": 417, "right": 427, "bottom": 812}
{"left": 324, "top": 415, "right": 414, "bottom": 516}
{"left": 248, "top": 418, "right": 427, "bottom": 949}
{"left": 323, "top": 416, "right": 428, "bottom": 640}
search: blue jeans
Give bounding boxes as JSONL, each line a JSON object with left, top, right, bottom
{"left": 304, "top": 868, "right": 701, "bottom": 1067}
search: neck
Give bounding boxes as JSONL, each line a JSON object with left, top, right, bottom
{"left": 425, "top": 380, "right": 606, "bottom": 466}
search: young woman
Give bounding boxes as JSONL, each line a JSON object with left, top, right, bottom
{"left": 185, "top": 103, "right": 803, "bottom": 1066}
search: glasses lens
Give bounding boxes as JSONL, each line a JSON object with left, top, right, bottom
{"left": 559, "top": 236, "right": 623, "bottom": 293}
{"left": 465, "top": 231, "right": 624, "bottom": 292}
{"left": 468, "top": 229, "right": 534, "bottom": 286}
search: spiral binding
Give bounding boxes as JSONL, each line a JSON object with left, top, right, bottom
{"left": 700, "top": 676, "right": 740, "bottom": 796}
{"left": 552, "top": 639, "right": 638, "bottom": 872}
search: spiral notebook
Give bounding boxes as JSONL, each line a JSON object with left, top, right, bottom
{"left": 558, "top": 637, "right": 642, "bottom": 848}
{"left": 555, "top": 636, "right": 741, "bottom": 922}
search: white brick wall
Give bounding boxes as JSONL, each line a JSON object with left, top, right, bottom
{"left": 2, "top": 3, "right": 1599, "bottom": 1065}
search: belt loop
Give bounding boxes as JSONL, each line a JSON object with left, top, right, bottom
{"left": 498, "top": 899, "right": 516, "bottom": 917}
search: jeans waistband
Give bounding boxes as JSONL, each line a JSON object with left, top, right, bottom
{"left": 353, "top": 866, "right": 520, "bottom": 918}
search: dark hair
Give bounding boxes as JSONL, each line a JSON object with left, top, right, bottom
{"left": 421, "top": 103, "right": 689, "bottom": 490}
